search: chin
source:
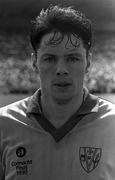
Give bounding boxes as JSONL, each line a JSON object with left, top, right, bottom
{"left": 51, "top": 90, "right": 71, "bottom": 98}
{"left": 51, "top": 90, "right": 74, "bottom": 104}
{"left": 52, "top": 96, "right": 73, "bottom": 105}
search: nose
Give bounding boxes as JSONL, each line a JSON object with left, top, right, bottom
{"left": 56, "top": 59, "right": 69, "bottom": 76}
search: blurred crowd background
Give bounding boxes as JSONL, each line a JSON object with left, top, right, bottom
{"left": 0, "top": 0, "right": 115, "bottom": 94}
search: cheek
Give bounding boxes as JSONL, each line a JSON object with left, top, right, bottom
{"left": 39, "top": 64, "right": 53, "bottom": 82}
{"left": 71, "top": 64, "right": 86, "bottom": 78}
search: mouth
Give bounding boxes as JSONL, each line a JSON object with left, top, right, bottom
{"left": 54, "top": 82, "right": 72, "bottom": 87}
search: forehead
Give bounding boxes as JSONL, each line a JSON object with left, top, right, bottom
{"left": 39, "top": 32, "right": 85, "bottom": 54}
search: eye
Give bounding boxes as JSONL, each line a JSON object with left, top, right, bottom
{"left": 67, "top": 56, "right": 80, "bottom": 62}
{"left": 43, "top": 55, "right": 56, "bottom": 62}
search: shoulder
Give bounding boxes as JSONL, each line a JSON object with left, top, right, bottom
{"left": 0, "top": 97, "right": 30, "bottom": 114}
{"left": 98, "top": 97, "right": 115, "bottom": 115}
{"left": 0, "top": 96, "right": 31, "bottom": 126}
{"left": 95, "top": 97, "right": 115, "bottom": 127}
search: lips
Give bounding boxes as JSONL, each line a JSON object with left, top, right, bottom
{"left": 54, "top": 82, "right": 72, "bottom": 87}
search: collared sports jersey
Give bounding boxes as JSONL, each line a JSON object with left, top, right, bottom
{"left": 0, "top": 88, "right": 115, "bottom": 180}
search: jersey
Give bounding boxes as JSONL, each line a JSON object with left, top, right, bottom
{"left": 0, "top": 88, "right": 115, "bottom": 180}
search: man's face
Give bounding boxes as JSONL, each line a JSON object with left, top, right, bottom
{"left": 33, "top": 32, "right": 91, "bottom": 103}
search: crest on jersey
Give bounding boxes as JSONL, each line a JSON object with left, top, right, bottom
{"left": 79, "top": 147, "right": 102, "bottom": 173}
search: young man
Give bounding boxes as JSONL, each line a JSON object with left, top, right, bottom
{"left": 0, "top": 5, "right": 115, "bottom": 180}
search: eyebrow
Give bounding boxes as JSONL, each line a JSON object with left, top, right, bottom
{"left": 41, "top": 53, "right": 81, "bottom": 56}
{"left": 41, "top": 53, "right": 55, "bottom": 57}
{"left": 64, "top": 53, "right": 82, "bottom": 58}
{"left": 40, "top": 53, "right": 83, "bottom": 59}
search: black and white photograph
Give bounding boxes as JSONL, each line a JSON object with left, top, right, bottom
{"left": 0, "top": 0, "right": 115, "bottom": 179}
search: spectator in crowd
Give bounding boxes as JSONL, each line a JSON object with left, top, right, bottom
{"left": 0, "top": 5, "right": 115, "bottom": 180}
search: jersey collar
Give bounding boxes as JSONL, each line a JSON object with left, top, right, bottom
{"left": 27, "top": 88, "right": 99, "bottom": 142}
{"left": 27, "top": 88, "right": 99, "bottom": 115}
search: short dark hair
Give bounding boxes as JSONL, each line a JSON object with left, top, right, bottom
{"left": 30, "top": 5, "right": 92, "bottom": 52}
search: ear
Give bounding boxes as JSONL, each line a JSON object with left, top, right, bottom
{"left": 31, "top": 52, "right": 39, "bottom": 72}
{"left": 85, "top": 52, "right": 92, "bottom": 74}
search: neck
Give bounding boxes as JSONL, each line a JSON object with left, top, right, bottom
{"left": 41, "top": 91, "right": 84, "bottom": 128}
